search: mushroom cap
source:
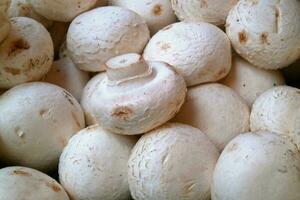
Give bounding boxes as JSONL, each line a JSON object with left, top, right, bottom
{"left": 212, "top": 131, "right": 300, "bottom": 200}
{"left": 67, "top": 6, "right": 150, "bottom": 72}
{"left": 8, "top": 0, "right": 53, "bottom": 28}
{"left": 27, "top": 0, "right": 97, "bottom": 22}
{"left": 0, "top": 10, "right": 10, "bottom": 43}
{"left": 144, "top": 21, "right": 231, "bottom": 87}
{"left": 108, "top": 0, "right": 177, "bottom": 35}
{"left": 0, "top": 167, "right": 69, "bottom": 200}
{"left": 226, "top": 0, "right": 300, "bottom": 70}
{"left": 171, "top": 0, "right": 238, "bottom": 26}
{"left": 221, "top": 55, "right": 285, "bottom": 107}
{"left": 0, "top": 0, "right": 10, "bottom": 12}
{"left": 250, "top": 86, "right": 300, "bottom": 149}
{"left": 0, "top": 82, "right": 85, "bottom": 171}
{"left": 59, "top": 124, "right": 136, "bottom": 200}
{"left": 0, "top": 17, "right": 53, "bottom": 89}
{"left": 82, "top": 53, "right": 187, "bottom": 135}
{"left": 128, "top": 123, "right": 219, "bottom": 200}
{"left": 173, "top": 83, "right": 250, "bottom": 150}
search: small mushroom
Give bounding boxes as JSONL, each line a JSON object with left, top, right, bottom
{"left": 59, "top": 124, "right": 137, "bottom": 200}
{"left": 108, "top": 0, "right": 177, "bottom": 35}
{"left": 27, "top": 0, "right": 98, "bottom": 22}
{"left": 0, "top": 10, "right": 10, "bottom": 43}
{"left": 128, "top": 123, "right": 220, "bottom": 200}
{"left": 171, "top": 0, "right": 238, "bottom": 26}
{"left": 250, "top": 86, "right": 300, "bottom": 149}
{"left": 0, "top": 0, "right": 10, "bottom": 12}
{"left": 0, "top": 17, "right": 53, "bottom": 89}
{"left": 173, "top": 83, "right": 250, "bottom": 150}
{"left": 221, "top": 55, "right": 285, "bottom": 107}
{"left": 43, "top": 57, "right": 90, "bottom": 101}
{"left": 67, "top": 6, "right": 150, "bottom": 72}
{"left": 226, "top": 0, "right": 300, "bottom": 69}
{"left": 0, "top": 82, "right": 85, "bottom": 171}
{"left": 82, "top": 53, "right": 186, "bottom": 135}
{"left": 48, "top": 22, "right": 69, "bottom": 59}
{"left": 144, "top": 21, "right": 232, "bottom": 87}
{"left": 212, "top": 131, "right": 300, "bottom": 200}
{"left": 0, "top": 166, "right": 70, "bottom": 200}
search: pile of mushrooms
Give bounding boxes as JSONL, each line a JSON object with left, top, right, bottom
{"left": 0, "top": 0, "right": 299, "bottom": 199}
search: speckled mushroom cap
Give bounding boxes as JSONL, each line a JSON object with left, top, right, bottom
{"left": 67, "top": 6, "right": 150, "bottom": 72}
{"left": 212, "top": 132, "right": 300, "bottom": 200}
{"left": 0, "top": 166, "right": 70, "bottom": 200}
{"left": 173, "top": 83, "right": 250, "bottom": 150}
{"left": 8, "top": 0, "right": 53, "bottom": 28}
{"left": 81, "top": 53, "right": 187, "bottom": 135}
{"left": 226, "top": 0, "right": 300, "bottom": 70}
{"left": 0, "top": 10, "right": 10, "bottom": 43}
{"left": 108, "top": 0, "right": 177, "bottom": 35}
{"left": 128, "top": 123, "right": 219, "bottom": 200}
{"left": 144, "top": 21, "right": 232, "bottom": 87}
{"left": 0, "top": 82, "right": 85, "bottom": 172}
{"left": 59, "top": 124, "right": 137, "bottom": 200}
{"left": 0, "top": 0, "right": 10, "bottom": 12}
{"left": 171, "top": 0, "right": 238, "bottom": 26}
{"left": 0, "top": 17, "right": 53, "bottom": 89}
{"left": 221, "top": 55, "right": 285, "bottom": 106}
{"left": 27, "top": 0, "right": 97, "bottom": 22}
{"left": 250, "top": 86, "right": 300, "bottom": 149}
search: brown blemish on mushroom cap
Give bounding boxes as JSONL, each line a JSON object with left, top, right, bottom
{"left": 111, "top": 106, "right": 134, "bottom": 121}
{"left": 260, "top": 32, "right": 269, "bottom": 44}
{"left": 160, "top": 43, "right": 171, "bottom": 51}
{"left": 46, "top": 181, "right": 62, "bottom": 192}
{"left": 11, "top": 170, "right": 31, "bottom": 176}
{"left": 227, "top": 143, "right": 239, "bottom": 152}
{"left": 200, "top": 0, "right": 208, "bottom": 8}
{"left": 62, "top": 91, "right": 75, "bottom": 106}
{"left": 153, "top": 4, "right": 162, "bottom": 16}
{"left": 4, "top": 67, "right": 21, "bottom": 75}
{"left": 238, "top": 30, "right": 248, "bottom": 44}
{"left": 8, "top": 38, "right": 30, "bottom": 57}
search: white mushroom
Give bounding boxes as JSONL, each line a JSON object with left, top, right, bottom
{"left": 171, "top": 0, "right": 238, "bottom": 26}
{"left": 0, "top": 0, "right": 10, "bottom": 12}
{"left": 144, "top": 21, "right": 232, "bottom": 87}
{"left": 67, "top": 6, "right": 150, "bottom": 72}
{"left": 212, "top": 131, "right": 300, "bottom": 200}
{"left": 0, "top": 166, "right": 70, "bottom": 200}
{"left": 250, "top": 86, "right": 300, "bottom": 149}
{"left": 221, "top": 55, "right": 285, "bottom": 106}
{"left": 0, "top": 82, "right": 85, "bottom": 171}
{"left": 173, "top": 83, "right": 250, "bottom": 150}
{"left": 128, "top": 123, "right": 220, "bottom": 200}
{"left": 43, "top": 57, "right": 90, "bottom": 101}
{"left": 48, "top": 22, "right": 69, "bottom": 58}
{"left": 0, "top": 17, "right": 53, "bottom": 89}
{"left": 108, "top": 0, "right": 177, "bottom": 35}
{"left": 0, "top": 10, "right": 10, "bottom": 43}
{"left": 7, "top": 0, "right": 53, "bottom": 28}
{"left": 82, "top": 53, "right": 186, "bottom": 135}
{"left": 226, "top": 0, "right": 300, "bottom": 70}
{"left": 27, "top": 0, "right": 97, "bottom": 22}
{"left": 59, "top": 124, "right": 137, "bottom": 200}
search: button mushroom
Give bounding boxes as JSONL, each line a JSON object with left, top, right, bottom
{"left": 173, "top": 83, "right": 250, "bottom": 150}
{"left": 128, "top": 123, "right": 220, "bottom": 200}
{"left": 212, "top": 131, "right": 300, "bottom": 200}
{"left": 0, "top": 166, "right": 70, "bottom": 200}
{"left": 81, "top": 53, "right": 187, "bottom": 135}
{"left": 226, "top": 0, "right": 300, "bottom": 70}
{"left": 0, "top": 17, "right": 53, "bottom": 89}
{"left": 221, "top": 55, "right": 285, "bottom": 106}
{"left": 67, "top": 6, "right": 150, "bottom": 72}
{"left": 171, "top": 0, "right": 238, "bottom": 26}
{"left": 59, "top": 124, "right": 137, "bottom": 200}
{"left": 0, "top": 82, "right": 85, "bottom": 171}
{"left": 144, "top": 21, "right": 232, "bottom": 87}
{"left": 0, "top": 9, "right": 10, "bottom": 43}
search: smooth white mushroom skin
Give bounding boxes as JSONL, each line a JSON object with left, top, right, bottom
{"left": 221, "top": 56, "right": 285, "bottom": 106}
{"left": 250, "top": 86, "right": 300, "bottom": 149}
{"left": 0, "top": 166, "right": 70, "bottom": 200}
{"left": 108, "top": 0, "right": 177, "bottom": 35}
{"left": 0, "top": 10, "right": 10, "bottom": 43}
{"left": 0, "top": 17, "right": 53, "bottom": 89}
{"left": 67, "top": 6, "right": 150, "bottom": 72}
{"left": 43, "top": 57, "right": 90, "bottom": 101}
{"left": 0, "top": 0, "right": 10, "bottom": 12}
{"left": 173, "top": 83, "right": 250, "bottom": 150}
{"left": 171, "top": 0, "right": 238, "bottom": 26}
{"left": 212, "top": 132, "right": 300, "bottom": 200}
{"left": 0, "top": 82, "right": 85, "bottom": 171}
{"left": 128, "top": 123, "right": 219, "bottom": 200}
{"left": 226, "top": 0, "right": 300, "bottom": 70}
{"left": 59, "top": 124, "right": 136, "bottom": 200}
{"left": 144, "top": 21, "right": 231, "bottom": 87}
{"left": 82, "top": 53, "right": 187, "bottom": 135}
{"left": 27, "top": 0, "right": 97, "bottom": 22}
